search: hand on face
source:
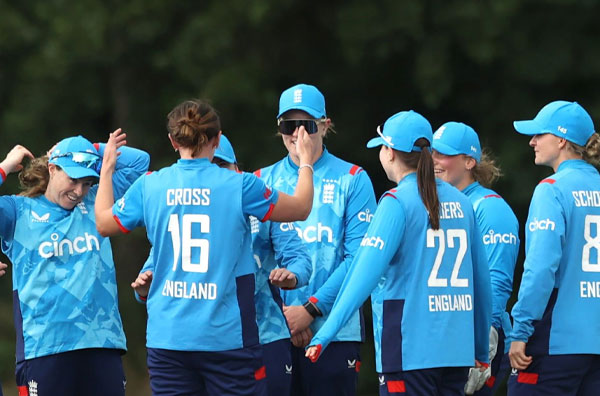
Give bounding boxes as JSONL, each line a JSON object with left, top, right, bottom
{"left": 296, "top": 126, "right": 320, "bottom": 165}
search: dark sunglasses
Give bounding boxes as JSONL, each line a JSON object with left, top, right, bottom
{"left": 51, "top": 151, "right": 103, "bottom": 174}
{"left": 277, "top": 119, "right": 322, "bottom": 135}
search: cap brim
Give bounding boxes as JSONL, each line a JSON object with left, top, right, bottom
{"left": 60, "top": 165, "right": 99, "bottom": 179}
{"left": 513, "top": 120, "right": 549, "bottom": 136}
{"left": 214, "top": 153, "right": 236, "bottom": 164}
{"left": 431, "top": 141, "right": 463, "bottom": 156}
{"left": 366, "top": 137, "right": 386, "bottom": 148}
{"left": 278, "top": 105, "right": 324, "bottom": 119}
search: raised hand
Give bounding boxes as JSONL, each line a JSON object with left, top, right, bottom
{"left": 0, "top": 145, "right": 34, "bottom": 175}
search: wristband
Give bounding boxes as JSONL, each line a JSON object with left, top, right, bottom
{"left": 298, "top": 164, "right": 314, "bottom": 174}
{"left": 303, "top": 300, "right": 322, "bottom": 318}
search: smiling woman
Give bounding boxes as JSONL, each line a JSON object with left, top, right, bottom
{"left": 0, "top": 133, "right": 149, "bottom": 395}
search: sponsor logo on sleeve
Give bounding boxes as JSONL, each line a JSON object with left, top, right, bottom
{"left": 528, "top": 217, "right": 556, "bottom": 232}
{"left": 482, "top": 230, "right": 518, "bottom": 245}
{"left": 360, "top": 235, "right": 385, "bottom": 250}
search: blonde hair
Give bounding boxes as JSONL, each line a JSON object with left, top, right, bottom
{"left": 167, "top": 99, "right": 221, "bottom": 157}
{"left": 566, "top": 133, "right": 600, "bottom": 166}
{"left": 471, "top": 149, "right": 502, "bottom": 188}
{"left": 18, "top": 156, "right": 50, "bottom": 197}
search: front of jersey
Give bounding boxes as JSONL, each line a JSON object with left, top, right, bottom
{"left": 0, "top": 144, "right": 149, "bottom": 361}
{"left": 255, "top": 148, "right": 376, "bottom": 342}
{"left": 310, "top": 175, "right": 492, "bottom": 372}
{"left": 463, "top": 182, "right": 519, "bottom": 348}
{"left": 511, "top": 159, "right": 600, "bottom": 355}
{"left": 113, "top": 158, "right": 279, "bottom": 352}
{"left": 250, "top": 217, "right": 312, "bottom": 345}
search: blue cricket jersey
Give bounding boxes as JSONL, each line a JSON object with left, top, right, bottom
{"left": 112, "top": 158, "right": 279, "bottom": 352}
{"left": 255, "top": 148, "right": 376, "bottom": 342}
{"left": 0, "top": 144, "right": 149, "bottom": 361}
{"left": 250, "top": 217, "right": 312, "bottom": 344}
{"left": 310, "top": 174, "right": 492, "bottom": 372}
{"left": 463, "top": 182, "right": 519, "bottom": 351}
{"left": 511, "top": 159, "right": 600, "bottom": 355}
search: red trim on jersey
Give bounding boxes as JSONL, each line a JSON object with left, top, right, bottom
{"left": 486, "top": 375, "right": 496, "bottom": 388}
{"left": 309, "top": 344, "right": 322, "bottom": 363}
{"left": 254, "top": 365, "right": 267, "bottom": 380}
{"left": 113, "top": 215, "right": 131, "bottom": 234}
{"left": 539, "top": 178, "right": 556, "bottom": 185}
{"left": 0, "top": 166, "right": 6, "bottom": 182}
{"left": 382, "top": 192, "right": 397, "bottom": 200}
{"left": 484, "top": 194, "right": 501, "bottom": 199}
{"left": 261, "top": 203, "right": 275, "bottom": 222}
{"left": 93, "top": 143, "right": 100, "bottom": 151}
{"left": 355, "top": 360, "right": 361, "bottom": 373}
{"left": 145, "top": 171, "right": 153, "bottom": 175}
{"left": 517, "top": 372, "right": 538, "bottom": 384}
{"left": 349, "top": 165, "right": 363, "bottom": 175}
{"left": 308, "top": 296, "right": 319, "bottom": 304}
{"left": 387, "top": 380, "right": 406, "bottom": 393}
{"left": 254, "top": 169, "right": 261, "bottom": 177}
{"left": 18, "top": 385, "right": 29, "bottom": 396}
{"left": 138, "top": 294, "right": 147, "bottom": 302}
{"left": 264, "top": 187, "right": 272, "bottom": 200}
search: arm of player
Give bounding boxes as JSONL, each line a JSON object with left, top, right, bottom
{"left": 132, "top": 270, "right": 154, "bottom": 303}
{"left": 511, "top": 183, "right": 564, "bottom": 344}
{"left": 270, "top": 221, "right": 312, "bottom": 289}
{"left": 0, "top": 261, "right": 7, "bottom": 277}
{"left": 311, "top": 170, "right": 377, "bottom": 315}
{"left": 269, "top": 127, "right": 318, "bottom": 222}
{"left": 95, "top": 129, "right": 129, "bottom": 236}
{"left": 306, "top": 196, "right": 405, "bottom": 362}
{"left": 94, "top": 139, "right": 150, "bottom": 199}
{"left": 470, "top": 217, "right": 493, "bottom": 364}
{"left": 0, "top": 145, "right": 34, "bottom": 187}
{"left": 477, "top": 198, "right": 520, "bottom": 330}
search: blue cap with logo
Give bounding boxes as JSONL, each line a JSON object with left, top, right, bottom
{"left": 432, "top": 121, "right": 482, "bottom": 162}
{"left": 277, "top": 84, "right": 326, "bottom": 119}
{"left": 513, "top": 100, "right": 595, "bottom": 146}
{"left": 366, "top": 110, "right": 433, "bottom": 152}
{"left": 214, "top": 134, "right": 237, "bottom": 164}
{"left": 48, "top": 135, "right": 102, "bottom": 179}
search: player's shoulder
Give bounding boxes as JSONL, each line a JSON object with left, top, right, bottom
{"left": 253, "top": 158, "right": 286, "bottom": 179}
{"left": 322, "top": 151, "right": 366, "bottom": 177}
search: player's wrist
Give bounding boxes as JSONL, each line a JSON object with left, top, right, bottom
{"left": 0, "top": 165, "right": 7, "bottom": 182}
{"left": 303, "top": 298, "right": 322, "bottom": 318}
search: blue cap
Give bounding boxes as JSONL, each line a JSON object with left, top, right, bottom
{"left": 48, "top": 135, "right": 101, "bottom": 179}
{"left": 214, "top": 134, "right": 237, "bottom": 164}
{"left": 277, "top": 84, "right": 326, "bottom": 119}
{"left": 366, "top": 110, "right": 433, "bottom": 152}
{"left": 514, "top": 100, "right": 595, "bottom": 146}
{"left": 432, "top": 122, "right": 482, "bottom": 162}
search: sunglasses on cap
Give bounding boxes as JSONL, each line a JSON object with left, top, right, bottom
{"left": 277, "top": 119, "right": 323, "bottom": 135}
{"left": 51, "top": 152, "right": 103, "bottom": 174}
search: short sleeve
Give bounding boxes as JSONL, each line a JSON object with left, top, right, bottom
{"left": 111, "top": 175, "right": 147, "bottom": 233}
{"left": 241, "top": 172, "right": 279, "bottom": 222}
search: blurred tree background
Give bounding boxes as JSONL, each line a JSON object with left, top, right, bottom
{"left": 1, "top": 0, "right": 600, "bottom": 394}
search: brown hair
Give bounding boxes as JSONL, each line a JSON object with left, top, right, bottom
{"left": 396, "top": 138, "right": 440, "bottom": 230}
{"left": 566, "top": 133, "right": 600, "bottom": 166}
{"left": 167, "top": 99, "right": 221, "bottom": 157}
{"left": 19, "top": 156, "right": 50, "bottom": 197}
{"left": 471, "top": 149, "right": 502, "bottom": 188}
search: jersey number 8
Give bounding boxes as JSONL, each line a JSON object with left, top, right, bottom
{"left": 168, "top": 214, "right": 210, "bottom": 273}
{"left": 582, "top": 215, "right": 600, "bottom": 272}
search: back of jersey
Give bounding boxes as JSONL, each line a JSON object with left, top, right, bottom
{"left": 139, "top": 162, "right": 257, "bottom": 352}
{"left": 516, "top": 160, "right": 600, "bottom": 355}
{"left": 373, "top": 177, "right": 490, "bottom": 371}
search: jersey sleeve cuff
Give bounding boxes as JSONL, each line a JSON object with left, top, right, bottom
{"left": 113, "top": 214, "right": 131, "bottom": 233}
{"left": 0, "top": 166, "right": 6, "bottom": 183}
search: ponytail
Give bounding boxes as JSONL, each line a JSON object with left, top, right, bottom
{"left": 567, "top": 133, "right": 600, "bottom": 166}
{"left": 397, "top": 138, "right": 440, "bottom": 230}
{"left": 19, "top": 155, "right": 50, "bottom": 197}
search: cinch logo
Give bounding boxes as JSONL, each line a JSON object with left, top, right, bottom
{"left": 38, "top": 232, "right": 100, "bottom": 258}
{"left": 358, "top": 209, "right": 374, "bottom": 223}
{"left": 280, "top": 222, "right": 334, "bottom": 243}
{"left": 528, "top": 218, "right": 556, "bottom": 232}
{"left": 31, "top": 211, "right": 50, "bottom": 223}
{"left": 360, "top": 235, "right": 385, "bottom": 250}
{"left": 483, "top": 230, "right": 518, "bottom": 245}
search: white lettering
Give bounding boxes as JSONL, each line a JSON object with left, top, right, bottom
{"left": 161, "top": 280, "right": 218, "bottom": 300}
{"left": 572, "top": 190, "right": 600, "bottom": 207}
{"left": 358, "top": 209, "right": 374, "bottom": 223}
{"left": 166, "top": 188, "right": 211, "bottom": 206}
{"left": 281, "top": 223, "right": 334, "bottom": 243}
{"left": 360, "top": 235, "right": 385, "bottom": 250}
{"left": 528, "top": 217, "right": 556, "bottom": 232}
{"left": 482, "top": 230, "right": 518, "bottom": 245}
{"left": 37, "top": 232, "right": 100, "bottom": 258}
{"left": 439, "top": 201, "right": 464, "bottom": 219}
{"left": 428, "top": 294, "right": 473, "bottom": 312}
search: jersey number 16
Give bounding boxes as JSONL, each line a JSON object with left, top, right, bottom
{"left": 168, "top": 214, "right": 210, "bottom": 273}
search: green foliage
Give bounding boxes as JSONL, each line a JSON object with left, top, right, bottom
{"left": 1, "top": 0, "right": 600, "bottom": 394}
